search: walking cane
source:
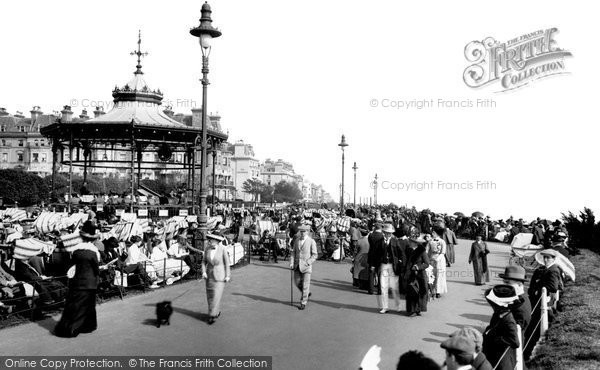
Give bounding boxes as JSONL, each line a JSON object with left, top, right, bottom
{"left": 290, "top": 265, "right": 294, "bottom": 306}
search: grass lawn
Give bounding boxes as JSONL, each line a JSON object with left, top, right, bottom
{"left": 527, "top": 248, "right": 600, "bottom": 370}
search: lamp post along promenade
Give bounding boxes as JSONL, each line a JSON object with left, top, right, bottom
{"left": 190, "top": 1, "right": 222, "bottom": 246}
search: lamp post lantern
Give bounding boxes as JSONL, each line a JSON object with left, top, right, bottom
{"left": 338, "top": 135, "right": 348, "bottom": 214}
{"left": 352, "top": 161, "right": 358, "bottom": 207}
{"left": 190, "top": 1, "right": 221, "bottom": 246}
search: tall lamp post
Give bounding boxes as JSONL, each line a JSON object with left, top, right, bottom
{"left": 190, "top": 1, "right": 221, "bottom": 245}
{"left": 338, "top": 135, "right": 348, "bottom": 214}
{"left": 352, "top": 161, "right": 358, "bottom": 207}
{"left": 374, "top": 173, "right": 378, "bottom": 206}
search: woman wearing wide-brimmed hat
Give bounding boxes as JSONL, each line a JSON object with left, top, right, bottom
{"left": 202, "top": 233, "right": 231, "bottom": 324}
{"left": 403, "top": 227, "right": 430, "bottom": 316}
{"left": 54, "top": 221, "right": 101, "bottom": 337}
{"left": 482, "top": 285, "right": 520, "bottom": 370}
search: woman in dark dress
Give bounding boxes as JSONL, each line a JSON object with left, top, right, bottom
{"left": 403, "top": 227, "right": 430, "bottom": 317}
{"left": 482, "top": 285, "right": 520, "bottom": 370}
{"left": 469, "top": 235, "right": 490, "bottom": 285}
{"left": 54, "top": 221, "right": 100, "bottom": 337}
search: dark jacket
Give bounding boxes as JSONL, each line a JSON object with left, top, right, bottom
{"left": 367, "top": 231, "right": 384, "bottom": 267}
{"left": 510, "top": 294, "right": 532, "bottom": 333}
{"left": 403, "top": 245, "right": 430, "bottom": 295}
{"left": 442, "top": 229, "right": 458, "bottom": 246}
{"left": 368, "top": 236, "right": 405, "bottom": 275}
{"left": 69, "top": 249, "right": 100, "bottom": 290}
{"left": 528, "top": 264, "right": 562, "bottom": 302}
{"left": 482, "top": 310, "right": 520, "bottom": 370}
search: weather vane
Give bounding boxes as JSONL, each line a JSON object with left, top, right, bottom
{"left": 131, "top": 30, "right": 148, "bottom": 75}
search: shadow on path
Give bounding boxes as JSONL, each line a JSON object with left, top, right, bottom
{"left": 460, "top": 313, "right": 490, "bottom": 322}
{"left": 231, "top": 293, "right": 293, "bottom": 308}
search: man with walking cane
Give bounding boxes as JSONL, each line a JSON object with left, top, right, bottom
{"left": 289, "top": 225, "right": 318, "bottom": 310}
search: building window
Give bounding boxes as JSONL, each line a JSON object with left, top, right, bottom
{"left": 41, "top": 153, "right": 47, "bottom": 162}
{"left": 18, "top": 140, "right": 24, "bottom": 147}
{"left": 1, "top": 139, "right": 5, "bottom": 146}
{"left": 40, "top": 140, "right": 45, "bottom": 146}
{"left": 32, "top": 153, "right": 39, "bottom": 162}
{"left": 0, "top": 125, "right": 5, "bottom": 132}
{"left": 34, "top": 140, "right": 39, "bottom": 146}
{"left": 1, "top": 153, "right": 7, "bottom": 162}
{"left": 17, "top": 153, "right": 23, "bottom": 162}
{"left": 19, "top": 126, "right": 26, "bottom": 132}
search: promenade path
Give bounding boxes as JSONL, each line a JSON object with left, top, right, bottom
{"left": 0, "top": 239, "right": 511, "bottom": 369}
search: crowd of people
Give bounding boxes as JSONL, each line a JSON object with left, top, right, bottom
{"left": 0, "top": 201, "right": 576, "bottom": 368}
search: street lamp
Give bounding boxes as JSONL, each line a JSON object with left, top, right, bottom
{"left": 374, "top": 173, "right": 378, "bottom": 206}
{"left": 352, "top": 161, "right": 358, "bottom": 207}
{"left": 338, "top": 134, "right": 348, "bottom": 213}
{"left": 190, "top": 1, "right": 222, "bottom": 245}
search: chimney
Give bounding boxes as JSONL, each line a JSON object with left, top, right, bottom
{"left": 79, "top": 109, "right": 90, "bottom": 120}
{"left": 93, "top": 106, "right": 105, "bottom": 118}
{"left": 0, "top": 107, "right": 8, "bottom": 117}
{"left": 14, "top": 111, "right": 25, "bottom": 118}
{"left": 191, "top": 108, "right": 203, "bottom": 127}
{"left": 61, "top": 105, "right": 73, "bottom": 122}
{"left": 30, "top": 105, "right": 43, "bottom": 122}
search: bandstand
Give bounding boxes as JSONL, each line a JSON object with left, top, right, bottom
{"left": 40, "top": 33, "right": 228, "bottom": 214}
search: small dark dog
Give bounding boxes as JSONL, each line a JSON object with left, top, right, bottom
{"left": 155, "top": 301, "right": 173, "bottom": 328}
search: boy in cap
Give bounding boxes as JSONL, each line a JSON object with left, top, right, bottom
{"left": 441, "top": 335, "right": 476, "bottom": 370}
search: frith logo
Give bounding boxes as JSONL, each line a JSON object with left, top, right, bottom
{"left": 463, "top": 28, "right": 572, "bottom": 92}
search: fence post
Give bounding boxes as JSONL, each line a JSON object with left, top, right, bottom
{"left": 541, "top": 287, "right": 549, "bottom": 337}
{"left": 163, "top": 258, "right": 167, "bottom": 284}
{"left": 516, "top": 324, "right": 523, "bottom": 370}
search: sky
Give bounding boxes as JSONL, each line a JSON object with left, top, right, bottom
{"left": 1, "top": 0, "right": 598, "bottom": 221}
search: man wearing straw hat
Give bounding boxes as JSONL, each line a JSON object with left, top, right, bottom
{"left": 289, "top": 224, "right": 317, "bottom": 310}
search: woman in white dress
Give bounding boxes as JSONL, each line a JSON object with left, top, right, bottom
{"left": 428, "top": 230, "right": 448, "bottom": 298}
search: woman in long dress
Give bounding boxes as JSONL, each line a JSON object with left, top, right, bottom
{"left": 54, "top": 221, "right": 100, "bottom": 337}
{"left": 403, "top": 227, "right": 430, "bottom": 316}
{"left": 202, "top": 233, "right": 231, "bottom": 324}
{"left": 428, "top": 230, "right": 448, "bottom": 298}
{"left": 469, "top": 235, "right": 490, "bottom": 285}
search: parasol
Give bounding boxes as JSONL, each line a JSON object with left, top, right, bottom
{"left": 472, "top": 211, "right": 485, "bottom": 218}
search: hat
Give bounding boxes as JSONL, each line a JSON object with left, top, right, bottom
{"left": 485, "top": 285, "right": 518, "bottom": 307}
{"left": 440, "top": 335, "right": 476, "bottom": 356}
{"left": 408, "top": 226, "right": 425, "bottom": 243}
{"left": 449, "top": 327, "right": 483, "bottom": 353}
{"left": 298, "top": 224, "right": 311, "bottom": 232}
{"left": 207, "top": 233, "right": 225, "bottom": 242}
{"left": 382, "top": 223, "right": 395, "bottom": 234}
{"left": 498, "top": 265, "right": 527, "bottom": 282}
{"left": 79, "top": 221, "right": 100, "bottom": 239}
{"left": 535, "top": 249, "right": 559, "bottom": 264}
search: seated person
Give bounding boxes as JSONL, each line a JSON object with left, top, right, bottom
{"left": 321, "top": 227, "right": 339, "bottom": 260}
{"left": 116, "top": 235, "right": 157, "bottom": 289}
{"left": 12, "top": 255, "right": 66, "bottom": 305}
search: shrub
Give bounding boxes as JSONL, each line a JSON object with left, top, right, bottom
{"left": 0, "top": 169, "right": 49, "bottom": 206}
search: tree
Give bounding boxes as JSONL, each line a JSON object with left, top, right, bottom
{"left": 242, "top": 178, "right": 264, "bottom": 204}
{"left": 0, "top": 169, "right": 49, "bottom": 206}
{"left": 258, "top": 184, "right": 275, "bottom": 204}
{"left": 273, "top": 181, "right": 303, "bottom": 203}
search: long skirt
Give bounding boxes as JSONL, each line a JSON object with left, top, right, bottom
{"left": 405, "top": 273, "right": 428, "bottom": 314}
{"left": 206, "top": 279, "right": 225, "bottom": 318}
{"left": 472, "top": 257, "right": 490, "bottom": 285}
{"left": 433, "top": 255, "right": 448, "bottom": 294}
{"left": 446, "top": 244, "right": 456, "bottom": 265}
{"left": 54, "top": 289, "right": 97, "bottom": 338}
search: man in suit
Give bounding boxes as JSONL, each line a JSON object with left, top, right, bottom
{"left": 499, "top": 265, "right": 532, "bottom": 333}
{"left": 373, "top": 223, "right": 405, "bottom": 313}
{"left": 367, "top": 221, "right": 384, "bottom": 295}
{"left": 289, "top": 224, "right": 318, "bottom": 310}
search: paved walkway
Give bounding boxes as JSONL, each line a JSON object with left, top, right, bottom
{"left": 0, "top": 239, "right": 511, "bottom": 369}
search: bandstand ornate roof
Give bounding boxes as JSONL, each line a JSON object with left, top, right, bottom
{"left": 41, "top": 33, "right": 227, "bottom": 149}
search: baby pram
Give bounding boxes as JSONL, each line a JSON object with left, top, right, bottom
{"left": 509, "top": 233, "right": 542, "bottom": 271}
